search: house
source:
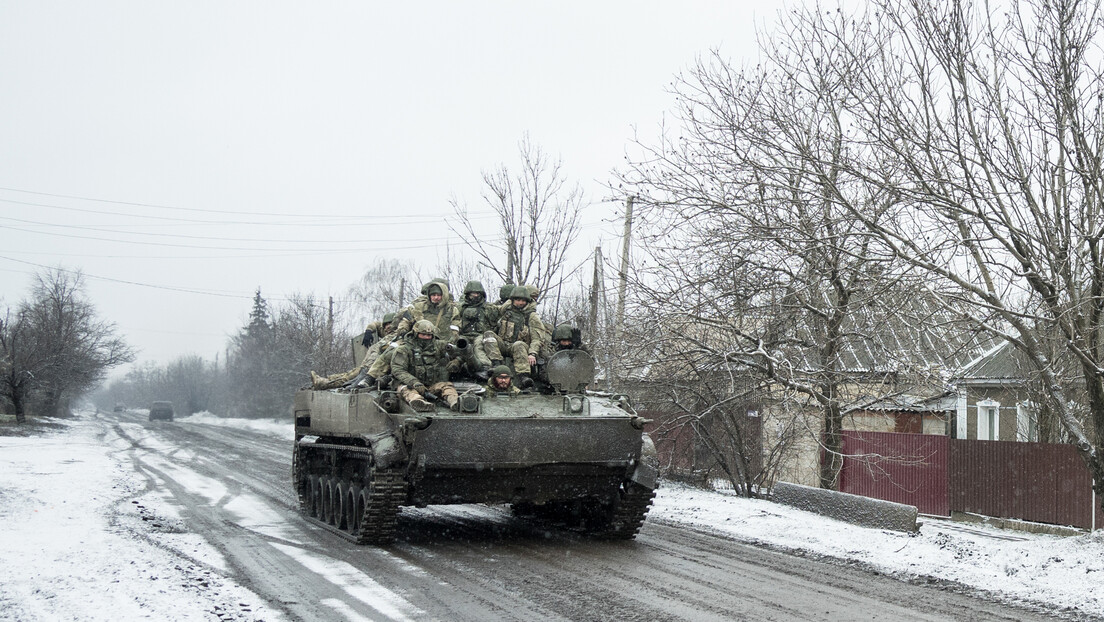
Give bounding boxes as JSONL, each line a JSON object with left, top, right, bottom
{"left": 951, "top": 341, "right": 1038, "bottom": 442}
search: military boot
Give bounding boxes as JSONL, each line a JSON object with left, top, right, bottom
{"left": 409, "top": 397, "right": 434, "bottom": 412}
{"left": 517, "top": 373, "right": 535, "bottom": 390}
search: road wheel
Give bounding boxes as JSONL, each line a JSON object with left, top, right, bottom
{"left": 321, "top": 477, "right": 335, "bottom": 524}
{"left": 334, "top": 480, "right": 350, "bottom": 530}
{"left": 308, "top": 476, "right": 322, "bottom": 518}
{"left": 350, "top": 484, "right": 364, "bottom": 533}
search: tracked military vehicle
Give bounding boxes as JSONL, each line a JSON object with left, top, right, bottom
{"left": 292, "top": 349, "right": 658, "bottom": 544}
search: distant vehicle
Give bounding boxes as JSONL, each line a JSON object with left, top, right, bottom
{"left": 113, "top": 403, "right": 125, "bottom": 412}
{"left": 149, "top": 401, "right": 174, "bottom": 422}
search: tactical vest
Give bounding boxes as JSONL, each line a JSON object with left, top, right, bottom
{"left": 498, "top": 307, "right": 532, "bottom": 343}
{"left": 405, "top": 340, "right": 449, "bottom": 385}
{"left": 459, "top": 302, "right": 493, "bottom": 335}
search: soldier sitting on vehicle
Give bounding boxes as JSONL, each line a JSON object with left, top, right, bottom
{"left": 393, "top": 279, "right": 460, "bottom": 341}
{"left": 551, "top": 324, "right": 588, "bottom": 353}
{"left": 309, "top": 312, "right": 398, "bottom": 390}
{"left": 483, "top": 365, "right": 521, "bottom": 397}
{"left": 391, "top": 319, "right": 460, "bottom": 412}
{"left": 494, "top": 286, "right": 546, "bottom": 389}
{"left": 457, "top": 280, "right": 501, "bottom": 380}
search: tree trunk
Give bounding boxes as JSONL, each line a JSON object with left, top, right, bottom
{"left": 819, "top": 400, "right": 843, "bottom": 491}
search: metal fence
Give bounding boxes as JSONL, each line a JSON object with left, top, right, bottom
{"left": 839, "top": 431, "right": 1101, "bottom": 530}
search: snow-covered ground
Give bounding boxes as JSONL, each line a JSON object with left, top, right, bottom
{"left": 2, "top": 411, "right": 1103, "bottom": 621}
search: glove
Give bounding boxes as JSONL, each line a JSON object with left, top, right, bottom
{"left": 413, "top": 383, "right": 427, "bottom": 394}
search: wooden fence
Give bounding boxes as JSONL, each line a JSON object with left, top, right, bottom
{"left": 839, "top": 431, "right": 1102, "bottom": 530}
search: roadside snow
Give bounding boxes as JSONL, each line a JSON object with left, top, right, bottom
{"left": 653, "top": 484, "right": 1104, "bottom": 617}
{"left": 3, "top": 410, "right": 1104, "bottom": 620}
{"left": 0, "top": 414, "right": 284, "bottom": 622}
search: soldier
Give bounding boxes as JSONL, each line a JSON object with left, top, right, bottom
{"left": 457, "top": 280, "right": 501, "bottom": 378}
{"left": 393, "top": 279, "right": 460, "bottom": 341}
{"left": 309, "top": 313, "right": 399, "bottom": 389}
{"left": 361, "top": 312, "right": 397, "bottom": 349}
{"left": 484, "top": 365, "right": 520, "bottom": 397}
{"left": 391, "top": 319, "right": 460, "bottom": 412}
{"left": 551, "top": 324, "right": 589, "bottom": 353}
{"left": 495, "top": 285, "right": 546, "bottom": 389}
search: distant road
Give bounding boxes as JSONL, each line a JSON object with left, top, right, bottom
{"left": 101, "top": 410, "right": 1076, "bottom": 622}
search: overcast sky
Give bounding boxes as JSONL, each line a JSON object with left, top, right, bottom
{"left": 0, "top": 1, "right": 792, "bottom": 373}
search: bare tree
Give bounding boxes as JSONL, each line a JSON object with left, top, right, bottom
{"left": 754, "top": 0, "right": 1104, "bottom": 503}
{"left": 1, "top": 269, "right": 134, "bottom": 420}
{"left": 346, "top": 258, "right": 418, "bottom": 328}
{"left": 0, "top": 308, "right": 42, "bottom": 423}
{"left": 450, "top": 134, "right": 585, "bottom": 295}
{"left": 616, "top": 18, "right": 933, "bottom": 489}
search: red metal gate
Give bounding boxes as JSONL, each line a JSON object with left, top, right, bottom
{"left": 840, "top": 431, "right": 1102, "bottom": 529}
{"left": 839, "top": 431, "right": 949, "bottom": 516}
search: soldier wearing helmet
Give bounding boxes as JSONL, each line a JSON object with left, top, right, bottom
{"left": 494, "top": 285, "right": 546, "bottom": 388}
{"left": 551, "top": 324, "right": 588, "bottom": 353}
{"left": 390, "top": 319, "right": 460, "bottom": 412}
{"left": 457, "top": 280, "right": 501, "bottom": 378}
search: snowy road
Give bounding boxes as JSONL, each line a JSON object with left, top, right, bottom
{"left": 58, "top": 410, "right": 1075, "bottom": 622}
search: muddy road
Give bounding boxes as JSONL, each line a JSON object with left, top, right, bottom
{"left": 101, "top": 411, "right": 1067, "bottom": 621}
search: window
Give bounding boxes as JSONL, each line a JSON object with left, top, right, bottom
{"left": 1016, "top": 402, "right": 1038, "bottom": 442}
{"left": 977, "top": 399, "right": 1000, "bottom": 441}
{"left": 955, "top": 390, "right": 967, "bottom": 439}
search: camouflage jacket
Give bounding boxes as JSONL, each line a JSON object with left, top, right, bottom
{"left": 483, "top": 379, "right": 520, "bottom": 397}
{"left": 394, "top": 294, "right": 460, "bottom": 340}
{"left": 496, "top": 304, "right": 546, "bottom": 356}
{"left": 458, "top": 299, "right": 499, "bottom": 336}
{"left": 390, "top": 335, "right": 452, "bottom": 388}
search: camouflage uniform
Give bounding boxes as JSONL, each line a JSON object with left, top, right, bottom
{"left": 394, "top": 280, "right": 460, "bottom": 341}
{"left": 495, "top": 286, "right": 546, "bottom": 377}
{"left": 311, "top": 313, "right": 398, "bottom": 389}
{"left": 484, "top": 365, "right": 520, "bottom": 397}
{"left": 458, "top": 280, "right": 502, "bottom": 372}
{"left": 391, "top": 320, "right": 459, "bottom": 411}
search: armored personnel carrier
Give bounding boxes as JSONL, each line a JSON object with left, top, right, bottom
{"left": 292, "top": 349, "right": 658, "bottom": 544}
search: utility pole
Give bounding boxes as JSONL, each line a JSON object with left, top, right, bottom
{"left": 613, "top": 196, "right": 634, "bottom": 389}
{"left": 506, "top": 237, "right": 516, "bottom": 285}
{"left": 616, "top": 196, "right": 633, "bottom": 331}
{"left": 588, "top": 245, "right": 602, "bottom": 339}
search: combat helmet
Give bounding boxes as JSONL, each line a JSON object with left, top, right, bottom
{"left": 552, "top": 324, "right": 574, "bottom": 341}
{"left": 382, "top": 312, "right": 396, "bottom": 324}
{"left": 413, "top": 319, "right": 436, "bottom": 335}
{"left": 509, "top": 285, "right": 532, "bottom": 302}
{"left": 463, "top": 280, "right": 486, "bottom": 296}
{"left": 499, "top": 283, "right": 515, "bottom": 302}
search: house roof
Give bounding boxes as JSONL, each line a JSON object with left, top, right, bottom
{"left": 953, "top": 340, "right": 1031, "bottom": 383}
{"left": 848, "top": 391, "right": 957, "bottom": 413}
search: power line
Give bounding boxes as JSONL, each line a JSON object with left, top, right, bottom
{"left": 0, "top": 196, "right": 499, "bottom": 226}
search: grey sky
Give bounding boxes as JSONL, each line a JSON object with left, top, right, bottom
{"left": 0, "top": 1, "right": 790, "bottom": 371}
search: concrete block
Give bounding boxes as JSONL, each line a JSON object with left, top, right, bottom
{"left": 771, "top": 481, "right": 919, "bottom": 532}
